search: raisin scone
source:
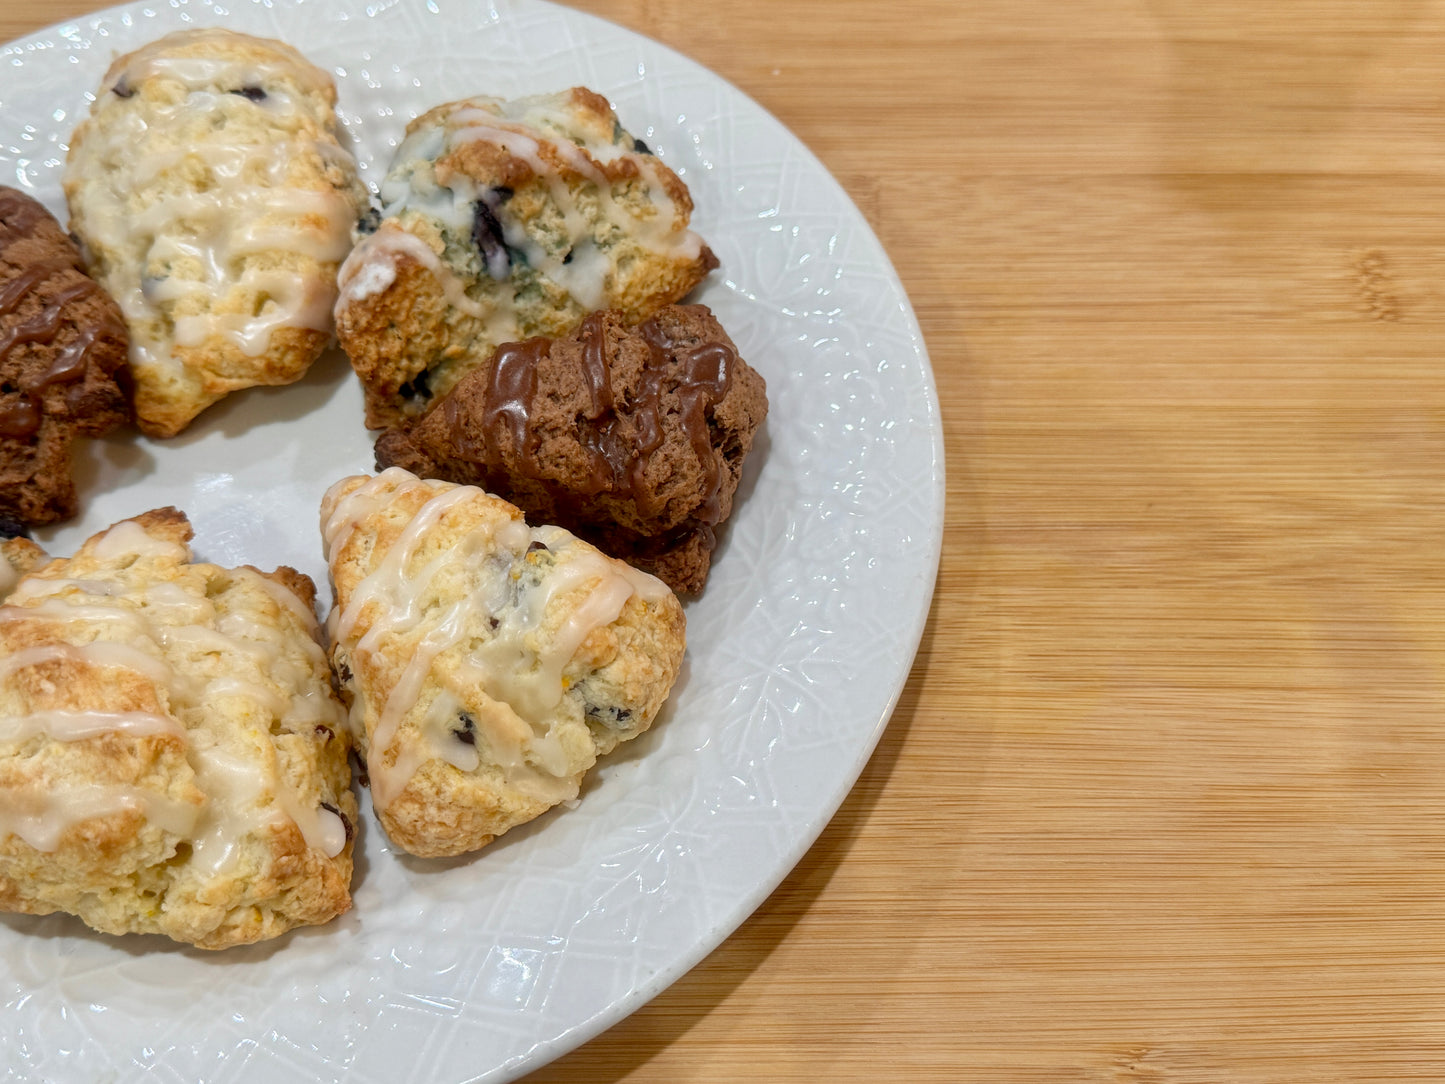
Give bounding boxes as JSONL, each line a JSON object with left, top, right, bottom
{"left": 63, "top": 28, "right": 368, "bottom": 437}
{"left": 334, "top": 87, "right": 718, "bottom": 429}
{"left": 0, "top": 187, "right": 132, "bottom": 527}
{"left": 321, "top": 468, "right": 685, "bottom": 858}
{"left": 375, "top": 305, "right": 768, "bottom": 594}
{"left": 0, "top": 509, "right": 356, "bottom": 949}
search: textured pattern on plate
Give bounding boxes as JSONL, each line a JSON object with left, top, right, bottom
{"left": 0, "top": 1, "right": 943, "bottom": 1081}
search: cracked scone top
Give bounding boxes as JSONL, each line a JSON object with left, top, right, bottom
{"left": 321, "top": 468, "right": 686, "bottom": 858}
{"left": 63, "top": 28, "right": 368, "bottom": 437}
{"left": 334, "top": 87, "right": 719, "bottom": 429}
{"left": 0, "top": 509, "right": 356, "bottom": 949}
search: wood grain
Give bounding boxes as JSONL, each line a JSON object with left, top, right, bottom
{"left": 9, "top": 0, "right": 1445, "bottom": 1080}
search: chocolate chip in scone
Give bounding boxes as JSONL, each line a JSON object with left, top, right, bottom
{"left": 356, "top": 206, "right": 382, "bottom": 235}
{"left": 453, "top": 710, "right": 478, "bottom": 746}
{"left": 230, "top": 85, "right": 268, "bottom": 102}
{"left": 320, "top": 801, "right": 355, "bottom": 843}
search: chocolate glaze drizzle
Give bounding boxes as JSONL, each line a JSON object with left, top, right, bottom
{"left": 469, "top": 336, "right": 550, "bottom": 477}
{"left": 459, "top": 312, "right": 736, "bottom": 521}
{"left": 0, "top": 188, "right": 127, "bottom": 441}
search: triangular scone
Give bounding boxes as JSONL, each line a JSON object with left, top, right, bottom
{"left": 0, "top": 509, "right": 356, "bottom": 949}
{"left": 321, "top": 468, "right": 685, "bottom": 858}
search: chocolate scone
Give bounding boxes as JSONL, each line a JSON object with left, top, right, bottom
{"left": 374, "top": 304, "right": 767, "bottom": 594}
{"left": 0, "top": 187, "right": 130, "bottom": 526}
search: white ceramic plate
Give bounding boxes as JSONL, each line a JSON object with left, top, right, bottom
{"left": 0, "top": 1, "right": 943, "bottom": 1080}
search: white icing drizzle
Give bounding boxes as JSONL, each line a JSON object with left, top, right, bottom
{"left": 335, "top": 484, "right": 476, "bottom": 644}
{"left": 67, "top": 36, "right": 358, "bottom": 372}
{"left": 247, "top": 571, "right": 317, "bottom": 625}
{"left": 279, "top": 787, "right": 347, "bottom": 859}
{"left": 0, "top": 709, "right": 183, "bottom": 745}
{"left": 337, "top": 227, "right": 486, "bottom": 319}
{"left": 319, "top": 468, "right": 424, "bottom": 583}
{"left": 321, "top": 471, "right": 665, "bottom": 809}
{"left": 185, "top": 739, "right": 272, "bottom": 874}
{"left": 334, "top": 242, "right": 398, "bottom": 304}
{"left": 7, "top": 578, "right": 122, "bottom": 603}
{"left": 207, "top": 676, "right": 291, "bottom": 719}
{"left": 0, "top": 784, "right": 199, "bottom": 854}
{"left": 0, "top": 641, "right": 175, "bottom": 689}
{"left": 88, "top": 520, "right": 189, "bottom": 564}
{"left": 0, "top": 534, "right": 348, "bottom": 861}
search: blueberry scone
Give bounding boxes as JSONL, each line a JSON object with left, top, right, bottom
{"left": 334, "top": 87, "right": 718, "bottom": 430}
{"left": 321, "top": 468, "right": 685, "bottom": 858}
{"left": 0, "top": 187, "right": 131, "bottom": 527}
{"left": 63, "top": 28, "right": 368, "bottom": 437}
{"left": 375, "top": 305, "right": 769, "bottom": 594}
{"left": 0, "top": 509, "right": 356, "bottom": 949}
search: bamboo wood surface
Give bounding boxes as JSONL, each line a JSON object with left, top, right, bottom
{"left": 9, "top": 0, "right": 1445, "bottom": 1080}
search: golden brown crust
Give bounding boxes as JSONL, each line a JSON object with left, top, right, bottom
{"left": 322, "top": 469, "right": 684, "bottom": 858}
{"left": 64, "top": 29, "right": 368, "bottom": 438}
{"left": 0, "top": 509, "right": 355, "bottom": 948}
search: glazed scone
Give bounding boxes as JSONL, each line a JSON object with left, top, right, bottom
{"left": 334, "top": 87, "right": 718, "bottom": 429}
{"left": 63, "top": 28, "right": 368, "bottom": 437}
{"left": 375, "top": 305, "right": 769, "bottom": 594}
{"left": 0, "top": 530, "right": 46, "bottom": 602}
{"left": 0, "top": 187, "right": 132, "bottom": 527}
{"left": 321, "top": 468, "right": 685, "bottom": 858}
{"left": 0, "top": 509, "right": 356, "bottom": 949}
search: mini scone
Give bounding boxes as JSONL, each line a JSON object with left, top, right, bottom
{"left": 0, "top": 509, "right": 356, "bottom": 949}
{"left": 334, "top": 87, "right": 718, "bottom": 429}
{"left": 0, "top": 187, "right": 131, "bottom": 527}
{"left": 63, "top": 28, "right": 368, "bottom": 437}
{"left": 375, "top": 305, "right": 769, "bottom": 595}
{"left": 321, "top": 468, "right": 685, "bottom": 858}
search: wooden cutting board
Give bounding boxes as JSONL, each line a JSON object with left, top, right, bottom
{"left": 531, "top": 3, "right": 1445, "bottom": 1080}
{"left": 8, "top": 0, "right": 1445, "bottom": 1080}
